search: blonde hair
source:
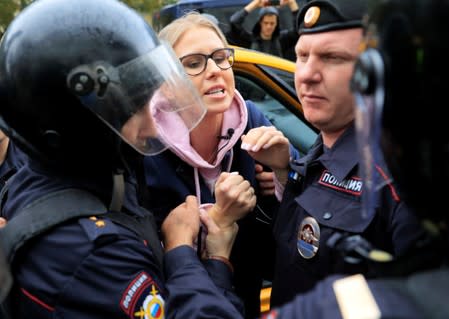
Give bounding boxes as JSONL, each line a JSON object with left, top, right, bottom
{"left": 158, "top": 11, "right": 229, "bottom": 48}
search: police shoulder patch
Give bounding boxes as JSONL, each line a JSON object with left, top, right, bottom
{"left": 120, "top": 271, "right": 165, "bottom": 319}
{"left": 78, "top": 216, "right": 119, "bottom": 241}
{"left": 333, "top": 274, "right": 381, "bottom": 319}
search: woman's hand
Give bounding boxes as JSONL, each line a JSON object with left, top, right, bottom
{"left": 242, "top": 126, "right": 291, "bottom": 184}
{"left": 210, "top": 172, "right": 257, "bottom": 228}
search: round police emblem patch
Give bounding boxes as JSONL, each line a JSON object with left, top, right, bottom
{"left": 297, "top": 216, "right": 320, "bottom": 259}
{"left": 133, "top": 285, "right": 165, "bottom": 319}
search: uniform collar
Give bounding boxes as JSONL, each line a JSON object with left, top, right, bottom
{"left": 319, "top": 123, "right": 358, "bottom": 181}
{"left": 296, "top": 123, "right": 358, "bottom": 181}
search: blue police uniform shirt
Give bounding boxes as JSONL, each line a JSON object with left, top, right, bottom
{"left": 269, "top": 124, "right": 428, "bottom": 307}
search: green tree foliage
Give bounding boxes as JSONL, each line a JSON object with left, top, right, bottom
{"left": 160, "top": 0, "right": 177, "bottom": 6}
{"left": 122, "top": 0, "right": 159, "bottom": 13}
{"left": 121, "top": 0, "right": 163, "bottom": 23}
{"left": 0, "top": 0, "right": 34, "bottom": 35}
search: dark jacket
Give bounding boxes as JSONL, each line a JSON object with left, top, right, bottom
{"left": 1, "top": 161, "right": 242, "bottom": 318}
{"left": 0, "top": 141, "right": 27, "bottom": 192}
{"left": 229, "top": 7, "right": 299, "bottom": 61}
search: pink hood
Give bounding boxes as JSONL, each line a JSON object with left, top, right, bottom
{"left": 152, "top": 89, "right": 248, "bottom": 193}
{"left": 152, "top": 89, "right": 248, "bottom": 254}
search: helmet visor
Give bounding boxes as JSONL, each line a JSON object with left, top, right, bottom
{"left": 353, "top": 49, "right": 389, "bottom": 218}
{"left": 67, "top": 42, "right": 206, "bottom": 156}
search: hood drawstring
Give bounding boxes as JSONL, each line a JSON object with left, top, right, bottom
{"left": 194, "top": 148, "right": 234, "bottom": 258}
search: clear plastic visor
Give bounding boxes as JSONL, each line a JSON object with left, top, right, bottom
{"left": 67, "top": 42, "right": 206, "bottom": 156}
{"left": 354, "top": 49, "right": 389, "bottom": 218}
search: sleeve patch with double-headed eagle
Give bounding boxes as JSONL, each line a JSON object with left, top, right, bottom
{"left": 120, "top": 271, "right": 165, "bottom": 318}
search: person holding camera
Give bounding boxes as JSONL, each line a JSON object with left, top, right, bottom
{"left": 229, "top": 0, "right": 299, "bottom": 61}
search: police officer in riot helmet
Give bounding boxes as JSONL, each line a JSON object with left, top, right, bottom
{"left": 352, "top": 0, "right": 449, "bottom": 262}
{"left": 348, "top": 0, "right": 449, "bottom": 316}
{"left": 0, "top": 0, "right": 246, "bottom": 318}
{"left": 0, "top": 1, "right": 204, "bottom": 176}
{"left": 354, "top": 0, "right": 449, "bottom": 226}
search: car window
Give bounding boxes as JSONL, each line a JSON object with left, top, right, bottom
{"left": 235, "top": 71, "right": 317, "bottom": 156}
{"left": 261, "top": 66, "right": 296, "bottom": 91}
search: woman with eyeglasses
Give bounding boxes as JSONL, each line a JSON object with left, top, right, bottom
{"left": 142, "top": 11, "right": 299, "bottom": 319}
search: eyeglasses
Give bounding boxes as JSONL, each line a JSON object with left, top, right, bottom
{"left": 179, "top": 48, "right": 235, "bottom": 76}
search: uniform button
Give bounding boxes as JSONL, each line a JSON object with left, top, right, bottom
{"left": 323, "top": 212, "right": 332, "bottom": 220}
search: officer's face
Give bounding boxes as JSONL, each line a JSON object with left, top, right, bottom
{"left": 120, "top": 101, "right": 158, "bottom": 151}
{"left": 294, "top": 28, "right": 363, "bottom": 135}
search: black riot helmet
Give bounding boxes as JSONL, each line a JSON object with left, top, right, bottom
{"left": 351, "top": 0, "right": 449, "bottom": 224}
{"left": 0, "top": 0, "right": 205, "bottom": 174}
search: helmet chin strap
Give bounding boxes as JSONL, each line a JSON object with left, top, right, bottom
{"left": 109, "top": 170, "right": 125, "bottom": 212}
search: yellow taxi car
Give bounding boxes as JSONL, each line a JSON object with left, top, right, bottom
{"left": 232, "top": 46, "right": 317, "bottom": 157}
{"left": 232, "top": 46, "right": 317, "bottom": 314}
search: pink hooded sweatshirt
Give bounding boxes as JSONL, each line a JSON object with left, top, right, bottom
{"left": 151, "top": 89, "right": 250, "bottom": 252}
